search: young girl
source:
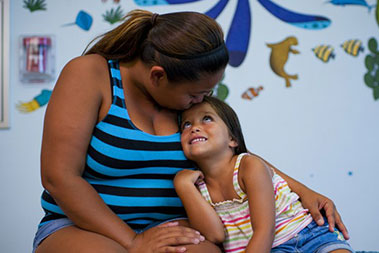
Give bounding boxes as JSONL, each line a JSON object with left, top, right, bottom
{"left": 174, "top": 96, "right": 354, "bottom": 253}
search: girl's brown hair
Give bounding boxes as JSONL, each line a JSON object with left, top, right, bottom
{"left": 84, "top": 9, "right": 229, "bottom": 82}
{"left": 180, "top": 96, "right": 248, "bottom": 155}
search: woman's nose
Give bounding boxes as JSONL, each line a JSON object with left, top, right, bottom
{"left": 192, "top": 95, "right": 204, "bottom": 104}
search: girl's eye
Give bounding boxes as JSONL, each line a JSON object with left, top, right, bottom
{"left": 203, "top": 115, "right": 212, "bottom": 122}
{"left": 182, "top": 121, "right": 191, "bottom": 130}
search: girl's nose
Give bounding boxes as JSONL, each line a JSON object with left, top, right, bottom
{"left": 191, "top": 126, "right": 201, "bottom": 133}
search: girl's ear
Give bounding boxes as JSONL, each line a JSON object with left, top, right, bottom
{"left": 229, "top": 137, "right": 238, "bottom": 149}
{"left": 150, "top": 66, "right": 166, "bottom": 87}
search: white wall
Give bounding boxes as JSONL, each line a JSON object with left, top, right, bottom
{"left": 0, "top": 0, "right": 378, "bottom": 252}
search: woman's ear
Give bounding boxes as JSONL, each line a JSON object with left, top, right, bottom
{"left": 150, "top": 66, "right": 166, "bottom": 87}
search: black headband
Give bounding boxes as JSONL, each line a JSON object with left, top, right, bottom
{"left": 153, "top": 43, "right": 227, "bottom": 60}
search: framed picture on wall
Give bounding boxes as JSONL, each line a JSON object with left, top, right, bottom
{"left": 0, "top": 0, "right": 10, "bottom": 128}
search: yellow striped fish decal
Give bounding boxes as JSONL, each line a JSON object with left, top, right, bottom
{"left": 312, "top": 45, "right": 335, "bottom": 62}
{"left": 341, "top": 39, "right": 364, "bottom": 57}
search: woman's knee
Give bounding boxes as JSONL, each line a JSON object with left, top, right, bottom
{"left": 36, "top": 226, "right": 127, "bottom": 253}
{"left": 184, "top": 240, "right": 222, "bottom": 253}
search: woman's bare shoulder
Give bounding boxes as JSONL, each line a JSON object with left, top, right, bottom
{"left": 63, "top": 54, "right": 108, "bottom": 75}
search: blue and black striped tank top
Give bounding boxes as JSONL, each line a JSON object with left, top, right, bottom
{"left": 40, "top": 59, "right": 194, "bottom": 230}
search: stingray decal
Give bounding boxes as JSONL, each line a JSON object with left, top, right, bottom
{"left": 326, "top": 0, "right": 376, "bottom": 12}
{"left": 364, "top": 37, "right": 379, "bottom": 100}
{"left": 103, "top": 6, "right": 124, "bottom": 24}
{"left": 312, "top": 45, "right": 335, "bottom": 62}
{"left": 241, "top": 86, "right": 263, "bottom": 100}
{"left": 257, "top": 0, "right": 331, "bottom": 29}
{"left": 23, "top": 0, "right": 47, "bottom": 12}
{"left": 16, "top": 89, "right": 52, "bottom": 113}
{"left": 63, "top": 10, "right": 93, "bottom": 31}
{"left": 267, "top": 36, "right": 300, "bottom": 88}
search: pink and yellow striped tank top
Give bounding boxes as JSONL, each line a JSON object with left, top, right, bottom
{"left": 197, "top": 153, "right": 313, "bottom": 252}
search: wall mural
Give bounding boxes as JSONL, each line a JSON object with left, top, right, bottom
{"left": 364, "top": 37, "right": 379, "bottom": 100}
{"left": 16, "top": 89, "right": 52, "bottom": 113}
{"left": 23, "top": 0, "right": 46, "bottom": 12}
{"left": 267, "top": 36, "right": 300, "bottom": 88}
{"left": 17, "top": 0, "right": 379, "bottom": 115}
{"left": 62, "top": 10, "right": 93, "bottom": 31}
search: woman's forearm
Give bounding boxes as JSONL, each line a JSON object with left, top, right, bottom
{"left": 44, "top": 175, "right": 136, "bottom": 250}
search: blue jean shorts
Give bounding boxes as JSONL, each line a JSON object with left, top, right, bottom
{"left": 32, "top": 217, "right": 187, "bottom": 253}
{"left": 271, "top": 219, "right": 354, "bottom": 253}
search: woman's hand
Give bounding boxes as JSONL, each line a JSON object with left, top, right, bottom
{"left": 300, "top": 189, "right": 349, "bottom": 239}
{"left": 128, "top": 221, "right": 205, "bottom": 253}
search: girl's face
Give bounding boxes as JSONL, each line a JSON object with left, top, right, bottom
{"left": 180, "top": 102, "right": 237, "bottom": 162}
{"left": 154, "top": 69, "right": 224, "bottom": 110}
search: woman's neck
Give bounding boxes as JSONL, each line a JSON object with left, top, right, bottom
{"left": 118, "top": 60, "right": 178, "bottom": 135}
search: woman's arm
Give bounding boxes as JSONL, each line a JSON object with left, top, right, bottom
{"left": 240, "top": 155, "right": 276, "bottom": 253}
{"left": 41, "top": 55, "right": 203, "bottom": 252}
{"left": 174, "top": 169, "right": 225, "bottom": 243}
{"left": 250, "top": 153, "right": 349, "bottom": 239}
{"left": 41, "top": 55, "right": 137, "bottom": 249}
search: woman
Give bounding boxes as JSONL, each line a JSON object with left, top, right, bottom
{"left": 34, "top": 9, "right": 348, "bottom": 253}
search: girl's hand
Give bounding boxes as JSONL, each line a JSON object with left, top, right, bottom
{"left": 174, "top": 169, "right": 204, "bottom": 185}
{"left": 128, "top": 221, "right": 205, "bottom": 253}
{"left": 300, "top": 189, "right": 349, "bottom": 240}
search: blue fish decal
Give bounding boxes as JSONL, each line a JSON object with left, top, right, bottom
{"left": 133, "top": 0, "right": 202, "bottom": 6}
{"left": 327, "top": 0, "right": 377, "bottom": 12}
{"left": 62, "top": 10, "right": 93, "bottom": 31}
{"left": 257, "top": 0, "right": 331, "bottom": 29}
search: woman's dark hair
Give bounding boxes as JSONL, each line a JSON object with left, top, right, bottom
{"left": 181, "top": 96, "right": 248, "bottom": 155}
{"left": 84, "top": 9, "right": 229, "bottom": 82}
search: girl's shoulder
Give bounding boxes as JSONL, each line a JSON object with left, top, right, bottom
{"left": 238, "top": 154, "right": 273, "bottom": 179}
{"left": 237, "top": 153, "right": 274, "bottom": 193}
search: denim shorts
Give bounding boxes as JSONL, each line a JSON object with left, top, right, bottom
{"left": 32, "top": 217, "right": 187, "bottom": 253}
{"left": 271, "top": 219, "right": 354, "bottom": 253}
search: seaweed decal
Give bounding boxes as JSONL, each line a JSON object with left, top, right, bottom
{"left": 103, "top": 6, "right": 125, "bottom": 24}
{"left": 23, "top": 0, "right": 47, "bottom": 12}
{"left": 364, "top": 37, "right": 379, "bottom": 100}
{"left": 212, "top": 74, "right": 229, "bottom": 101}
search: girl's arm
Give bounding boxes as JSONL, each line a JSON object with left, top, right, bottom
{"left": 250, "top": 153, "right": 349, "bottom": 239}
{"left": 174, "top": 169, "right": 225, "bottom": 243}
{"left": 239, "top": 155, "right": 276, "bottom": 253}
{"left": 41, "top": 55, "right": 203, "bottom": 252}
